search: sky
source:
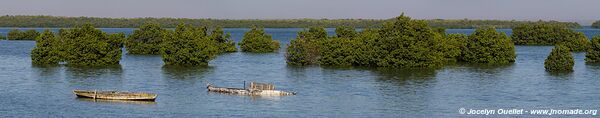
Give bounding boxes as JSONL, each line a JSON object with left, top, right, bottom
{"left": 1, "top": 0, "right": 599, "bottom": 25}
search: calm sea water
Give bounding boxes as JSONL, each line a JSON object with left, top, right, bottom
{"left": 1, "top": 28, "right": 600, "bottom": 117}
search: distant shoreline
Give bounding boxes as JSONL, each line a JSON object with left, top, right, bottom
{"left": 0, "top": 15, "right": 582, "bottom": 29}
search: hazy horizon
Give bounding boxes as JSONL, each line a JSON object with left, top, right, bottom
{"left": 1, "top": 0, "right": 599, "bottom": 25}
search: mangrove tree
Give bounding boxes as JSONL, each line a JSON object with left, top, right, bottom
{"left": 125, "top": 23, "right": 166, "bottom": 55}
{"left": 593, "top": 20, "right": 600, "bottom": 29}
{"left": 160, "top": 24, "right": 219, "bottom": 66}
{"left": 586, "top": 36, "right": 600, "bottom": 63}
{"left": 7, "top": 29, "right": 40, "bottom": 40}
{"left": 461, "top": 27, "right": 516, "bottom": 64}
{"left": 239, "top": 27, "right": 280, "bottom": 52}
{"left": 372, "top": 14, "right": 445, "bottom": 68}
{"left": 31, "top": 30, "right": 61, "bottom": 65}
{"left": 209, "top": 27, "right": 237, "bottom": 53}
{"left": 285, "top": 27, "right": 327, "bottom": 65}
{"left": 544, "top": 44, "right": 574, "bottom": 72}
{"left": 61, "top": 24, "right": 125, "bottom": 66}
{"left": 511, "top": 23, "right": 589, "bottom": 51}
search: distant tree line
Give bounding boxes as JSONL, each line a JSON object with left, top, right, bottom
{"left": 0, "top": 15, "right": 580, "bottom": 28}
{"left": 427, "top": 19, "right": 580, "bottom": 29}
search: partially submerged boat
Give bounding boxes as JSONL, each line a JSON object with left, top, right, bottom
{"left": 73, "top": 90, "right": 157, "bottom": 101}
{"left": 207, "top": 82, "right": 296, "bottom": 96}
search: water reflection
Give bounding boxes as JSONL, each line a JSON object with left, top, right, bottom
{"left": 285, "top": 65, "right": 320, "bottom": 79}
{"left": 585, "top": 63, "right": 600, "bottom": 69}
{"left": 65, "top": 65, "right": 123, "bottom": 78}
{"left": 161, "top": 65, "right": 212, "bottom": 80}
{"left": 65, "top": 65, "right": 124, "bottom": 88}
{"left": 161, "top": 65, "right": 212, "bottom": 88}
{"left": 446, "top": 63, "right": 517, "bottom": 95}
{"left": 545, "top": 71, "right": 575, "bottom": 78}
{"left": 367, "top": 68, "right": 439, "bottom": 117}
{"left": 206, "top": 92, "right": 284, "bottom": 101}
{"left": 31, "top": 64, "right": 62, "bottom": 79}
{"left": 457, "top": 63, "right": 516, "bottom": 74}
{"left": 30, "top": 64, "right": 64, "bottom": 89}
{"left": 449, "top": 63, "right": 517, "bottom": 88}
{"left": 372, "top": 67, "right": 438, "bottom": 84}
{"left": 160, "top": 65, "right": 212, "bottom": 99}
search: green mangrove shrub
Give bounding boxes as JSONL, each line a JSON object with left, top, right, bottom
{"left": 0, "top": 34, "right": 5, "bottom": 40}
{"left": 544, "top": 44, "right": 574, "bottom": 72}
{"left": 593, "top": 20, "right": 600, "bottom": 29}
{"left": 439, "top": 33, "right": 467, "bottom": 61}
{"left": 559, "top": 32, "right": 590, "bottom": 52}
{"left": 511, "top": 23, "right": 589, "bottom": 51}
{"left": 318, "top": 37, "right": 357, "bottom": 66}
{"left": 209, "top": 27, "right": 237, "bottom": 53}
{"left": 239, "top": 27, "right": 280, "bottom": 52}
{"left": 586, "top": 36, "right": 600, "bottom": 63}
{"left": 7, "top": 29, "right": 40, "bottom": 40}
{"left": 160, "top": 24, "right": 219, "bottom": 66}
{"left": 373, "top": 14, "right": 445, "bottom": 68}
{"left": 335, "top": 26, "right": 357, "bottom": 38}
{"left": 31, "top": 30, "right": 62, "bottom": 65}
{"left": 351, "top": 29, "right": 379, "bottom": 66}
{"left": 285, "top": 27, "right": 327, "bottom": 65}
{"left": 298, "top": 27, "right": 328, "bottom": 40}
{"left": 461, "top": 27, "right": 516, "bottom": 64}
{"left": 433, "top": 27, "right": 446, "bottom": 36}
{"left": 318, "top": 27, "right": 376, "bottom": 66}
{"left": 285, "top": 15, "right": 461, "bottom": 68}
{"left": 61, "top": 24, "right": 125, "bottom": 66}
{"left": 125, "top": 23, "right": 166, "bottom": 55}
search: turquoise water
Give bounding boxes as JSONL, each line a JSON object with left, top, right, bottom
{"left": 1, "top": 28, "right": 600, "bottom": 117}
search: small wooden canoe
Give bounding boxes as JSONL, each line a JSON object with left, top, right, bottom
{"left": 73, "top": 90, "right": 157, "bottom": 101}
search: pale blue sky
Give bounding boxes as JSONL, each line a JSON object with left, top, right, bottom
{"left": 1, "top": 0, "right": 599, "bottom": 24}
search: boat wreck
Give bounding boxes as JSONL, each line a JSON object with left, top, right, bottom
{"left": 73, "top": 90, "right": 157, "bottom": 101}
{"left": 207, "top": 82, "right": 296, "bottom": 96}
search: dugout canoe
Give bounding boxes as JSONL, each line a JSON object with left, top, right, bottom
{"left": 73, "top": 90, "right": 157, "bottom": 101}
